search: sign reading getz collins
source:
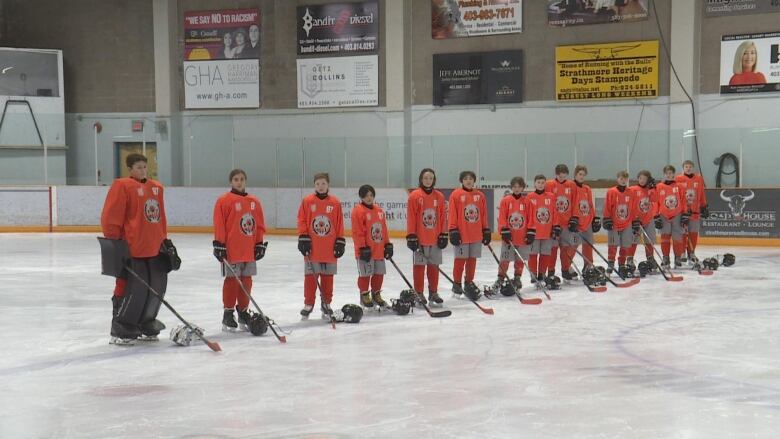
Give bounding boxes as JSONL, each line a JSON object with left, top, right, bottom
{"left": 184, "top": 59, "right": 260, "bottom": 109}
{"left": 555, "top": 40, "right": 658, "bottom": 101}
{"left": 297, "top": 55, "right": 378, "bottom": 108}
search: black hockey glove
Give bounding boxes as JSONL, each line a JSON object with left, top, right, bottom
{"left": 525, "top": 229, "right": 536, "bottom": 245}
{"left": 449, "top": 229, "right": 461, "bottom": 247}
{"left": 334, "top": 237, "right": 346, "bottom": 258}
{"left": 647, "top": 177, "right": 656, "bottom": 189}
{"left": 592, "top": 216, "right": 602, "bottom": 233}
{"left": 681, "top": 211, "right": 691, "bottom": 228}
{"left": 359, "top": 246, "right": 372, "bottom": 262}
{"left": 701, "top": 205, "right": 710, "bottom": 219}
{"left": 384, "top": 243, "right": 394, "bottom": 260}
{"left": 500, "top": 227, "right": 512, "bottom": 243}
{"left": 437, "top": 233, "right": 449, "bottom": 249}
{"left": 654, "top": 215, "right": 663, "bottom": 230}
{"left": 568, "top": 216, "right": 579, "bottom": 233}
{"left": 161, "top": 239, "right": 181, "bottom": 271}
{"left": 482, "top": 228, "right": 492, "bottom": 245}
{"left": 213, "top": 240, "right": 227, "bottom": 262}
{"left": 254, "top": 242, "right": 267, "bottom": 261}
{"left": 603, "top": 217, "right": 614, "bottom": 231}
{"left": 298, "top": 235, "right": 312, "bottom": 256}
{"left": 406, "top": 234, "right": 419, "bottom": 252}
{"left": 552, "top": 225, "right": 562, "bottom": 239}
{"left": 632, "top": 219, "right": 641, "bottom": 234}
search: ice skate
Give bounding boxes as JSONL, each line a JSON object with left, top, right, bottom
{"left": 360, "top": 291, "right": 375, "bottom": 309}
{"left": 109, "top": 336, "right": 136, "bottom": 346}
{"left": 237, "top": 306, "right": 252, "bottom": 332}
{"left": 428, "top": 291, "right": 443, "bottom": 306}
{"left": 674, "top": 256, "right": 683, "bottom": 268}
{"left": 371, "top": 290, "right": 389, "bottom": 309}
{"left": 512, "top": 275, "right": 523, "bottom": 291}
{"left": 451, "top": 282, "right": 464, "bottom": 299}
{"left": 300, "top": 304, "right": 314, "bottom": 320}
{"left": 464, "top": 281, "right": 481, "bottom": 301}
{"left": 138, "top": 319, "right": 165, "bottom": 341}
{"left": 545, "top": 275, "right": 562, "bottom": 290}
{"left": 561, "top": 269, "right": 578, "bottom": 283}
{"left": 222, "top": 308, "right": 238, "bottom": 332}
{"left": 416, "top": 291, "right": 428, "bottom": 306}
{"left": 661, "top": 255, "right": 671, "bottom": 270}
{"left": 321, "top": 302, "right": 334, "bottom": 321}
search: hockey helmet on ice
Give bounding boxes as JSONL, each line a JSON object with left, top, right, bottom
{"left": 722, "top": 253, "right": 736, "bottom": 267}
{"left": 637, "top": 261, "right": 650, "bottom": 278}
{"left": 499, "top": 279, "right": 516, "bottom": 297}
{"left": 340, "top": 304, "right": 363, "bottom": 323}
{"left": 702, "top": 257, "right": 719, "bottom": 271}
{"left": 399, "top": 289, "right": 417, "bottom": 306}
{"left": 170, "top": 324, "right": 204, "bottom": 346}
{"left": 391, "top": 298, "right": 412, "bottom": 316}
{"left": 248, "top": 312, "right": 269, "bottom": 336}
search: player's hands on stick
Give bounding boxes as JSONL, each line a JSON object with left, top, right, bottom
{"left": 298, "top": 235, "right": 311, "bottom": 256}
{"left": 481, "top": 228, "right": 492, "bottom": 245}
{"left": 449, "top": 229, "right": 461, "bottom": 246}
{"left": 213, "top": 241, "right": 227, "bottom": 262}
{"left": 254, "top": 242, "right": 267, "bottom": 261}
{"left": 334, "top": 237, "right": 346, "bottom": 258}
{"left": 501, "top": 227, "right": 512, "bottom": 243}
{"left": 437, "top": 233, "right": 448, "bottom": 249}
{"left": 406, "top": 234, "right": 419, "bottom": 252}
{"left": 592, "top": 217, "right": 601, "bottom": 233}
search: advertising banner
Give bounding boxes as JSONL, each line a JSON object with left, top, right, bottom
{"left": 701, "top": 188, "right": 779, "bottom": 238}
{"left": 431, "top": 0, "right": 522, "bottom": 39}
{"left": 433, "top": 50, "right": 523, "bottom": 106}
{"left": 547, "top": 0, "right": 648, "bottom": 27}
{"left": 297, "top": 55, "right": 378, "bottom": 108}
{"left": 720, "top": 32, "right": 780, "bottom": 94}
{"left": 297, "top": 2, "right": 379, "bottom": 55}
{"left": 184, "top": 8, "right": 261, "bottom": 60}
{"left": 183, "top": 60, "right": 260, "bottom": 109}
{"left": 555, "top": 40, "right": 658, "bottom": 101}
{"left": 704, "top": 0, "right": 780, "bottom": 17}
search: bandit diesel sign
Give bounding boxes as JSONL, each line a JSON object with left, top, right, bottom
{"left": 297, "top": 2, "right": 379, "bottom": 55}
{"left": 555, "top": 40, "right": 658, "bottom": 101}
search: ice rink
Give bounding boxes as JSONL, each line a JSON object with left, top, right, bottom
{"left": 1, "top": 233, "right": 779, "bottom": 439}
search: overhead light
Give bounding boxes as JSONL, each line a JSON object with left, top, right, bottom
{"left": 752, "top": 128, "right": 780, "bottom": 133}
{"left": 682, "top": 129, "right": 696, "bottom": 138}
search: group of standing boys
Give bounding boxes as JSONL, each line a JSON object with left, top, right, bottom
{"left": 102, "top": 154, "right": 708, "bottom": 344}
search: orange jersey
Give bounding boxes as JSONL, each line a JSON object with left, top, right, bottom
{"left": 448, "top": 188, "right": 489, "bottom": 244}
{"left": 603, "top": 186, "right": 637, "bottom": 231}
{"left": 629, "top": 185, "right": 658, "bottom": 226}
{"left": 101, "top": 177, "right": 167, "bottom": 258}
{"left": 498, "top": 194, "right": 533, "bottom": 245}
{"left": 526, "top": 190, "right": 558, "bottom": 240}
{"left": 213, "top": 191, "right": 266, "bottom": 264}
{"left": 656, "top": 181, "right": 685, "bottom": 220}
{"left": 545, "top": 179, "right": 578, "bottom": 226}
{"left": 351, "top": 203, "right": 390, "bottom": 259}
{"left": 407, "top": 188, "right": 447, "bottom": 246}
{"left": 572, "top": 182, "right": 595, "bottom": 231}
{"left": 676, "top": 173, "right": 707, "bottom": 218}
{"left": 296, "top": 193, "right": 344, "bottom": 264}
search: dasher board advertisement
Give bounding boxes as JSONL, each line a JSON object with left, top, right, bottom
{"left": 431, "top": 0, "right": 522, "bottom": 39}
{"left": 297, "top": 2, "right": 379, "bottom": 55}
{"left": 184, "top": 60, "right": 260, "bottom": 109}
{"left": 297, "top": 55, "right": 378, "bottom": 108}
{"left": 701, "top": 188, "right": 779, "bottom": 238}
{"left": 720, "top": 32, "right": 780, "bottom": 94}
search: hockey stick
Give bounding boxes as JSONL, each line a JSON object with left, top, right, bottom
{"left": 419, "top": 249, "right": 494, "bottom": 315}
{"left": 639, "top": 227, "right": 683, "bottom": 282}
{"left": 579, "top": 233, "right": 640, "bottom": 287}
{"left": 222, "top": 262, "right": 287, "bottom": 343}
{"left": 485, "top": 243, "right": 543, "bottom": 305}
{"left": 682, "top": 222, "right": 714, "bottom": 276}
{"left": 509, "top": 244, "right": 552, "bottom": 301}
{"left": 124, "top": 265, "right": 221, "bottom": 352}
{"left": 387, "top": 257, "right": 452, "bottom": 318}
{"left": 305, "top": 257, "right": 337, "bottom": 329}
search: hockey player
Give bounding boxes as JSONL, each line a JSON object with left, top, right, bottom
{"left": 676, "top": 160, "right": 709, "bottom": 263}
{"left": 494, "top": 177, "right": 534, "bottom": 292}
{"left": 296, "top": 173, "right": 346, "bottom": 320}
{"left": 448, "top": 170, "right": 490, "bottom": 300}
{"left": 656, "top": 165, "right": 688, "bottom": 269}
{"left": 212, "top": 169, "right": 267, "bottom": 332}
{"left": 569, "top": 165, "right": 599, "bottom": 269}
{"left": 603, "top": 170, "right": 640, "bottom": 278}
{"left": 546, "top": 164, "right": 579, "bottom": 281}
{"left": 351, "top": 185, "right": 393, "bottom": 310}
{"left": 406, "top": 168, "right": 448, "bottom": 306}
{"left": 101, "top": 153, "right": 179, "bottom": 345}
{"left": 628, "top": 170, "right": 659, "bottom": 272}
{"left": 526, "top": 175, "right": 561, "bottom": 289}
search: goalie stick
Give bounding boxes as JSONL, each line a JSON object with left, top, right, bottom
{"left": 387, "top": 257, "right": 452, "bottom": 318}
{"left": 222, "top": 262, "right": 287, "bottom": 343}
{"left": 124, "top": 265, "right": 221, "bottom": 352}
{"left": 484, "top": 243, "right": 543, "bottom": 305}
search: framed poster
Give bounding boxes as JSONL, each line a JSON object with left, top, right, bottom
{"left": 432, "top": 0, "right": 522, "bottom": 39}
{"left": 297, "top": 55, "right": 378, "bottom": 108}
{"left": 298, "top": 2, "right": 379, "bottom": 55}
{"left": 433, "top": 50, "right": 523, "bottom": 106}
{"left": 720, "top": 32, "right": 780, "bottom": 94}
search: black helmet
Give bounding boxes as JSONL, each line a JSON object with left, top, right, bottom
{"left": 722, "top": 253, "right": 735, "bottom": 267}
{"left": 340, "top": 304, "right": 363, "bottom": 323}
{"left": 392, "top": 299, "right": 412, "bottom": 316}
{"left": 702, "top": 257, "right": 719, "bottom": 271}
{"left": 248, "top": 312, "right": 268, "bottom": 336}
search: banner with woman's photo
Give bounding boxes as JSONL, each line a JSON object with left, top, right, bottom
{"left": 720, "top": 32, "right": 780, "bottom": 94}
{"left": 184, "top": 8, "right": 261, "bottom": 60}
{"left": 547, "top": 0, "right": 648, "bottom": 27}
{"left": 431, "top": 0, "right": 522, "bottom": 39}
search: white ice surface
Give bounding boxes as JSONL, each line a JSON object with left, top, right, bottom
{"left": 0, "top": 233, "right": 779, "bottom": 439}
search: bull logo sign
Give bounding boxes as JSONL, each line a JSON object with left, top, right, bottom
{"left": 720, "top": 190, "right": 755, "bottom": 221}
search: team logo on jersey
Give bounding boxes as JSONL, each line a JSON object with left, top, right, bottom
{"left": 616, "top": 204, "right": 629, "bottom": 220}
{"left": 370, "top": 222, "right": 384, "bottom": 243}
{"left": 137, "top": 188, "right": 144, "bottom": 196}
{"left": 152, "top": 187, "right": 159, "bottom": 196}
{"left": 639, "top": 197, "right": 651, "bottom": 213}
{"left": 536, "top": 207, "right": 551, "bottom": 225}
{"left": 685, "top": 189, "right": 696, "bottom": 205}
{"left": 555, "top": 196, "right": 570, "bottom": 213}
{"left": 422, "top": 208, "right": 437, "bottom": 229}
{"left": 240, "top": 213, "right": 255, "bottom": 236}
{"left": 250, "top": 202, "right": 256, "bottom": 210}
{"left": 144, "top": 199, "right": 161, "bottom": 223}
{"left": 312, "top": 215, "right": 332, "bottom": 237}
{"left": 664, "top": 195, "right": 678, "bottom": 210}
{"left": 578, "top": 199, "right": 590, "bottom": 216}
{"left": 464, "top": 204, "right": 480, "bottom": 223}
{"left": 509, "top": 212, "right": 525, "bottom": 230}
